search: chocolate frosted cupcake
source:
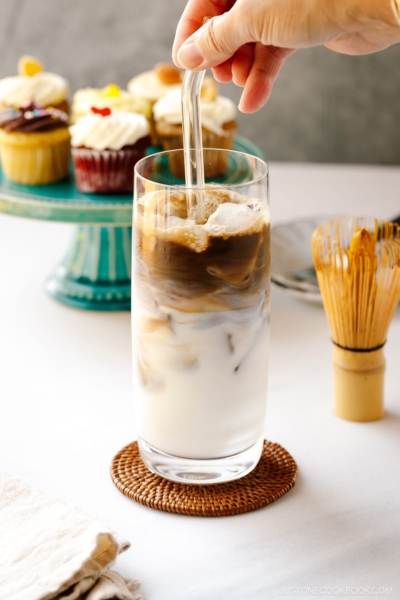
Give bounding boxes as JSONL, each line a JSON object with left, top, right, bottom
{"left": 0, "top": 103, "right": 70, "bottom": 184}
{"left": 70, "top": 107, "right": 151, "bottom": 193}
{"left": 0, "top": 56, "right": 69, "bottom": 114}
{"left": 153, "top": 89, "right": 237, "bottom": 179}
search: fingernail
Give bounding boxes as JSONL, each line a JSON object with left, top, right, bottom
{"left": 177, "top": 41, "right": 204, "bottom": 69}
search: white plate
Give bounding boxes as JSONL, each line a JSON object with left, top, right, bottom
{"left": 270, "top": 216, "right": 330, "bottom": 303}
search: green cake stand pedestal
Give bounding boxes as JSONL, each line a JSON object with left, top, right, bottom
{"left": 0, "top": 167, "right": 133, "bottom": 311}
{"left": 0, "top": 136, "right": 263, "bottom": 311}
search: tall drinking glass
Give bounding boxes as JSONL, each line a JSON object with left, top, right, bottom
{"left": 133, "top": 148, "right": 270, "bottom": 484}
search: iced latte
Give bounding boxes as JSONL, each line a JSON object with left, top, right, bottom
{"left": 133, "top": 149, "right": 269, "bottom": 483}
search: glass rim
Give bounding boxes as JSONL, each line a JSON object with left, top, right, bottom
{"left": 134, "top": 147, "right": 268, "bottom": 191}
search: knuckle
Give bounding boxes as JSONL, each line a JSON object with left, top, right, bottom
{"left": 202, "top": 18, "right": 230, "bottom": 56}
{"left": 235, "top": 1, "right": 259, "bottom": 41}
{"left": 264, "top": 45, "right": 285, "bottom": 61}
{"left": 207, "top": 19, "right": 223, "bottom": 54}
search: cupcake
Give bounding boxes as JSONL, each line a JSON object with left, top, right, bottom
{"left": 153, "top": 88, "right": 237, "bottom": 179}
{"left": 70, "top": 107, "right": 151, "bottom": 194}
{"left": 0, "top": 102, "right": 70, "bottom": 185}
{"left": 128, "top": 63, "right": 187, "bottom": 144}
{"left": 128, "top": 63, "right": 221, "bottom": 145}
{"left": 128, "top": 63, "right": 183, "bottom": 104}
{"left": 71, "top": 84, "right": 152, "bottom": 123}
{"left": 0, "top": 56, "right": 69, "bottom": 114}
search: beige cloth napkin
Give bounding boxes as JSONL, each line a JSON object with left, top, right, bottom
{"left": 0, "top": 472, "right": 142, "bottom": 600}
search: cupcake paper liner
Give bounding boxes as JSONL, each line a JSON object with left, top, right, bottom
{"left": 156, "top": 124, "right": 237, "bottom": 180}
{"left": 0, "top": 129, "right": 70, "bottom": 185}
{"left": 72, "top": 140, "right": 150, "bottom": 194}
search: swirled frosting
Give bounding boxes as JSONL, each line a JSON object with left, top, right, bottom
{"left": 70, "top": 110, "right": 150, "bottom": 151}
{"left": 127, "top": 71, "right": 182, "bottom": 102}
{"left": 0, "top": 103, "right": 68, "bottom": 133}
{"left": 72, "top": 87, "right": 152, "bottom": 122}
{"left": 153, "top": 90, "right": 237, "bottom": 135}
{"left": 0, "top": 72, "right": 68, "bottom": 108}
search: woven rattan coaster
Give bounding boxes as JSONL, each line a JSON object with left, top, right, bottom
{"left": 111, "top": 440, "right": 297, "bottom": 517}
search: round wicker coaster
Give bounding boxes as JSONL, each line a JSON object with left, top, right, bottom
{"left": 110, "top": 440, "right": 298, "bottom": 517}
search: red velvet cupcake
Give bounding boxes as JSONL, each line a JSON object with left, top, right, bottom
{"left": 70, "top": 107, "right": 150, "bottom": 194}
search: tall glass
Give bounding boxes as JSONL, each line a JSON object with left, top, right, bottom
{"left": 132, "top": 148, "right": 270, "bottom": 484}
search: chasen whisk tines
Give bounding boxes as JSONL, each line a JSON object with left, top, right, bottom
{"left": 312, "top": 217, "right": 400, "bottom": 421}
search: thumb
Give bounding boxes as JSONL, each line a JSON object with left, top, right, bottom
{"left": 177, "top": 11, "right": 253, "bottom": 70}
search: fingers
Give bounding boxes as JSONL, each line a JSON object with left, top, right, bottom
{"left": 176, "top": 8, "right": 254, "bottom": 70}
{"left": 173, "top": 0, "right": 235, "bottom": 66}
{"left": 212, "top": 42, "right": 254, "bottom": 85}
{"left": 238, "top": 45, "right": 295, "bottom": 113}
{"left": 212, "top": 58, "right": 234, "bottom": 83}
{"left": 232, "top": 44, "right": 255, "bottom": 87}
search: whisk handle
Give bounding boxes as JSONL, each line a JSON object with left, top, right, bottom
{"left": 332, "top": 346, "right": 385, "bottom": 422}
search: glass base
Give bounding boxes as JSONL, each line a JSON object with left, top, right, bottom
{"left": 138, "top": 437, "right": 264, "bottom": 485}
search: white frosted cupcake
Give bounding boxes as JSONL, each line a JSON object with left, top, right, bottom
{"left": 127, "top": 63, "right": 183, "bottom": 104}
{"left": 71, "top": 84, "right": 152, "bottom": 123}
{"left": 128, "top": 64, "right": 222, "bottom": 145}
{"left": 0, "top": 56, "right": 68, "bottom": 114}
{"left": 70, "top": 107, "right": 150, "bottom": 194}
{"left": 128, "top": 63, "right": 184, "bottom": 144}
{"left": 153, "top": 89, "right": 237, "bottom": 179}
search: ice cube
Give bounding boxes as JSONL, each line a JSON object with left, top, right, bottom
{"left": 164, "top": 192, "right": 188, "bottom": 219}
{"left": 137, "top": 358, "right": 165, "bottom": 391}
{"left": 166, "top": 216, "right": 187, "bottom": 229}
{"left": 206, "top": 202, "right": 259, "bottom": 235}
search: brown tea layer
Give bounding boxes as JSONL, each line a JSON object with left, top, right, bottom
{"left": 134, "top": 188, "right": 270, "bottom": 311}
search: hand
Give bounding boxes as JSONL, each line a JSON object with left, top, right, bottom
{"left": 172, "top": 0, "right": 400, "bottom": 113}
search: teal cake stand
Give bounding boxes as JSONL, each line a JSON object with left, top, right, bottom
{"left": 0, "top": 136, "right": 263, "bottom": 311}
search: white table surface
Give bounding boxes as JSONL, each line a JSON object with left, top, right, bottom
{"left": 1, "top": 163, "right": 399, "bottom": 600}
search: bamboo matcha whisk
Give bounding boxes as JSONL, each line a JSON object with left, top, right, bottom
{"left": 312, "top": 217, "right": 400, "bottom": 422}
